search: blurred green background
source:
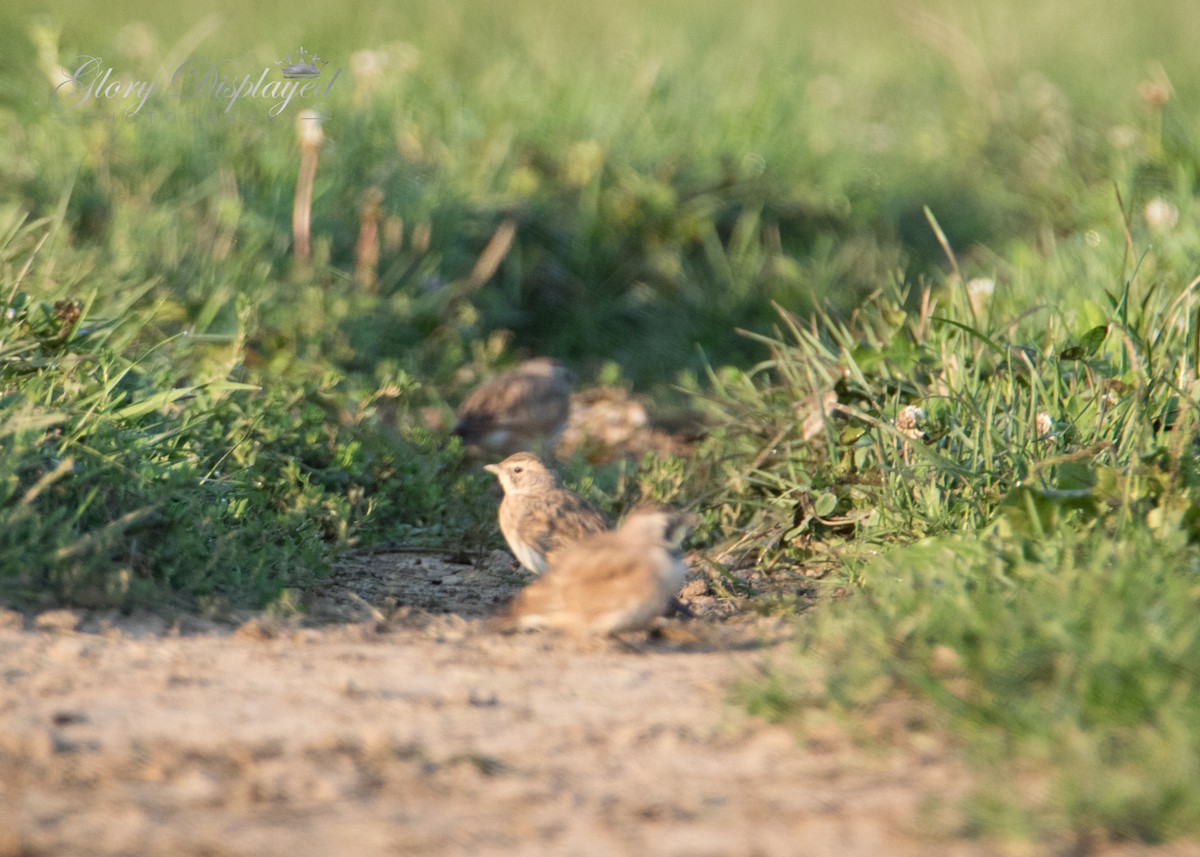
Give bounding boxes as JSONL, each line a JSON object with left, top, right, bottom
{"left": 3, "top": 0, "right": 1199, "bottom": 384}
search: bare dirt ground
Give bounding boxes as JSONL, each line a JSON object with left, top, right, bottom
{"left": 1, "top": 549, "right": 1197, "bottom": 857}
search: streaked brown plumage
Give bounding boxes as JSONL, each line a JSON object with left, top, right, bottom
{"left": 453, "top": 358, "right": 572, "bottom": 457}
{"left": 492, "top": 507, "right": 692, "bottom": 636}
{"left": 484, "top": 452, "right": 609, "bottom": 575}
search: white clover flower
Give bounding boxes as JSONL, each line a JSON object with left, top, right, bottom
{"left": 966, "top": 277, "right": 994, "bottom": 298}
{"left": 966, "top": 277, "right": 995, "bottom": 319}
{"left": 350, "top": 49, "right": 385, "bottom": 83}
{"left": 1144, "top": 197, "right": 1179, "bottom": 233}
{"left": 1035, "top": 411, "right": 1053, "bottom": 437}
{"left": 894, "top": 405, "right": 925, "bottom": 440}
{"left": 1107, "top": 125, "right": 1139, "bottom": 150}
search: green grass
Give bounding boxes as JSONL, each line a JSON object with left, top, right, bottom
{"left": 3, "top": 0, "right": 1200, "bottom": 844}
{"left": 0, "top": 206, "right": 493, "bottom": 608}
{"left": 713, "top": 194, "right": 1200, "bottom": 841}
{"left": 751, "top": 524, "right": 1200, "bottom": 842}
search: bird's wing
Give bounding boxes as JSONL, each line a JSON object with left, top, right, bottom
{"left": 542, "top": 491, "right": 609, "bottom": 551}
{"left": 454, "top": 372, "right": 567, "bottom": 438}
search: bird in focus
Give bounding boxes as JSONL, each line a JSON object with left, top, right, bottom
{"left": 452, "top": 358, "right": 572, "bottom": 458}
{"left": 491, "top": 507, "right": 692, "bottom": 637}
{"left": 484, "top": 451, "right": 609, "bottom": 575}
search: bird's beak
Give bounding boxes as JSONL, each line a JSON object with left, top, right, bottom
{"left": 483, "top": 464, "right": 500, "bottom": 476}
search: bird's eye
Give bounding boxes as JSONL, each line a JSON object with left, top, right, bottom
{"left": 512, "top": 466, "right": 523, "bottom": 473}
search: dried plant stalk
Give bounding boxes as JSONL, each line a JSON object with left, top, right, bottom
{"left": 293, "top": 110, "right": 324, "bottom": 263}
{"left": 355, "top": 186, "right": 384, "bottom": 289}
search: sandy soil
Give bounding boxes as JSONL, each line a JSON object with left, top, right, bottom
{"left": 1, "top": 549, "right": 1196, "bottom": 857}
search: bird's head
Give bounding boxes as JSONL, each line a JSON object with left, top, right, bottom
{"left": 483, "top": 452, "right": 560, "bottom": 494}
{"left": 618, "top": 506, "right": 694, "bottom": 549}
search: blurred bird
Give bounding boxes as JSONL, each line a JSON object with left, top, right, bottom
{"left": 484, "top": 452, "right": 609, "bottom": 575}
{"left": 453, "top": 358, "right": 572, "bottom": 458}
{"left": 490, "top": 507, "right": 692, "bottom": 636}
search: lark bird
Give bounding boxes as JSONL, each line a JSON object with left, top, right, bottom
{"left": 484, "top": 452, "right": 609, "bottom": 575}
{"left": 453, "top": 358, "right": 572, "bottom": 457}
{"left": 491, "top": 507, "right": 692, "bottom": 636}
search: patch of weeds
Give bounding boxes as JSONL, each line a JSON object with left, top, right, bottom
{"left": 721, "top": 224, "right": 1200, "bottom": 841}
{"left": 0, "top": 213, "right": 494, "bottom": 610}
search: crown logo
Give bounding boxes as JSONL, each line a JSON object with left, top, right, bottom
{"left": 276, "top": 47, "right": 328, "bottom": 79}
